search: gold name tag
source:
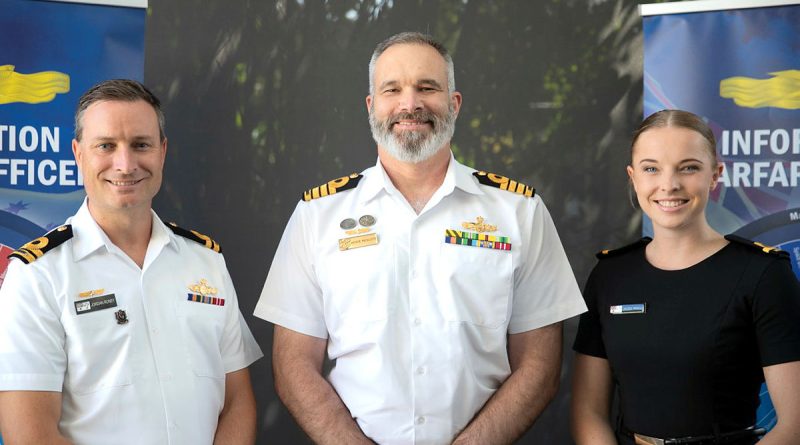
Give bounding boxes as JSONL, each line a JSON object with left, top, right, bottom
{"left": 339, "top": 233, "right": 379, "bottom": 251}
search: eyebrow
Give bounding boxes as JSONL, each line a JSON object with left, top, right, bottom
{"left": 378, "top": 80, "right": 399, "bottom": 91}
{"left": 91, "top": 135, "right": 157, "bottom": 142}
{"left": 377, "top": 79, "right": 445, "bottom": 90}
{"left": 417, "top": 79, "right": 444, "bottom": 89}
{"left": 638, "top": 158, "right": 706, "bottom": 164}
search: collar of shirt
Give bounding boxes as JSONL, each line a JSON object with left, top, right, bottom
{"left": 357, "top": 151, "right": 484, "bottom": 206}
{"left": 69, "top": 199, "right": 180, "bottom": 263}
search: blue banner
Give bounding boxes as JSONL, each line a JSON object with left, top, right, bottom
{"left": 0, "top": 0, "right": 145, "bottom": 288}
{"left": 643, "top": 1, "right": 800, "bottom": 430}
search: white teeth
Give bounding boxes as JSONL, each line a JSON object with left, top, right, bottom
{"left": 110, "top": 180, "right": 138, "bottom": 186}
{"left": 657, "top": 200, "right": 686, "bottom": 208}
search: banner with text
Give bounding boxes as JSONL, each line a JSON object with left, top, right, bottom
{"left": 0, "top": 0, "right": 145, "bottom": 285}
{"left": 642, "top": 0, "right": 800, "bottom": 430}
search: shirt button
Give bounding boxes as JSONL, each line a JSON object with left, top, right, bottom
{"left": 416, "top": 416, "right": 426, "bottom": 425}
{"left": 161, "top": 373, "right": 172, "bottom": 381}
{"left": 413, "top": 317, "right": 422, "bottom": 326}
{"left": 411, "top": 270, "right": 417, "bottom": 278}
{"left": 416, "top": 366, "right": 426, "bottom": 375}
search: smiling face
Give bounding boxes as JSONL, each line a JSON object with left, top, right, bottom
{"left": 627, "top": 126, "right": 723, "bottom": 235}
{"left": 366, "top": 43, "right": 461, "bottom": 163}
{"left": 72, "top": 99, "right": 166, "bottom": 218}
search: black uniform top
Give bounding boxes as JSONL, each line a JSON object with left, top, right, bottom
{"left": 573, "top": 237, "right": 800, "bottom": 441}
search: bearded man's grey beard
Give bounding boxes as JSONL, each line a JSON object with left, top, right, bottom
{"left": 369, "top": 104, "right": 457, "bottom": 164}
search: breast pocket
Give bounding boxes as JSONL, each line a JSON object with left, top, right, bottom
{"left": 176, "top": 298, "right": 227, "bottom": 379}
{"left": 66, "top": 311, "right": 134, "bottom": 394}
{"left": 318, "top": 241, "right": 396, "bottom": 322}
{"left": 438, "top": 243, "right": 513, "bottom": 328}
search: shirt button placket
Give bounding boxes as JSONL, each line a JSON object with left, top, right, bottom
{"left": 407, "top": 221, "right": 426, "bottom": 435}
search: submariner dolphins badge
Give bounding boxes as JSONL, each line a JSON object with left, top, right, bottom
{"left": 461, "top": 216, "right": 497, "bottom": 233}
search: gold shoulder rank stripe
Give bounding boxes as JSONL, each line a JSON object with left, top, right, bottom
{"left": 165, "top": 221, "right": 222, "bottom": 253}
{"left": 473, "top": 171, "right": 535, "bottom": 198}
{"left": 725, "top": 234, "right": 789, "bottom": 258}
{"left": 302, "top": 173, "right": 363, "bottom": 202}
{"left": 8, "top": 225, "right": 73, "bottom": 264}
{"left": 596, "top": 237, "right": 651, "bottom": 259}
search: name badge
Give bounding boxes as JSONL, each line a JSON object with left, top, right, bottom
{"left": 75, "top": 294, "right": 118, "bottom": 314}
{"left": 339, "top": 233, "right": 379, "bottom": 251}
{"left": 609, "top": 303, "right": 646, "bottom": 315}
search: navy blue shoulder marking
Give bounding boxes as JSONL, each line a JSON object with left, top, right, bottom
{"left": 596, "top": 237, "right": 651, "bottom": 259}
{"left": 301, "top": 173, "right": 363, "bottom": 202}
{"left": 725, "top": 234, "right": 788, "bottom": 259}
{"left": 9, "top": 224, "right": 73, "bottom": 264}
{"left": 473, "top": 171, "right": 535, "bottom": 198}
{"left": 165, "top": 221, "right": 222, "bottom": 253}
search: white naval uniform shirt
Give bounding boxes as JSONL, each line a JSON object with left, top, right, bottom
{"left": 0, "top": 201, "right": 263, "bottom": 445}
{"left": 255, "top": 154, "right": 586, "bottom": 445}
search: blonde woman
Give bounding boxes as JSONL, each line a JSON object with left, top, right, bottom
{"left": 571, "top": 110, "right": 800, "bottom": 445}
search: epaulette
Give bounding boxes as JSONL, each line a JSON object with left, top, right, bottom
{"left": 473, "top": 171, "right": 535, "bottom": 198}
{"left": 725, "top": 234, "right": 789, "bottom": 258}
{"left": 596, "top": 237, "right": 651, "bottom": 259}
{"left": 165, "top": 221, "right": 222, "bottom": 253}
{"left": 9, "top": 225, "right": 73, "bottom": 264}
{"left": 301, "top": 173, "right": 363, "bottom": 202}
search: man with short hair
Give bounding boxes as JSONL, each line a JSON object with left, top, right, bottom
{"left": 255, "top": 32, "right": 586, "bottom": 444}
{"left": 0, "top": 79, "right": 262, "bottom": 445}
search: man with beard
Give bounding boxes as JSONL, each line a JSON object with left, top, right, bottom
{"left": 255, "top": 32, "right": 586, "bottom": 444}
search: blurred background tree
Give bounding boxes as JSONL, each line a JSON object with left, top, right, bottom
{"left": 145, "top": 0, "right": 668, "bottom": 442}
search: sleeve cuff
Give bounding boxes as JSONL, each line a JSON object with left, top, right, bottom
{"left": 0, "top": 373, "right": 63, "bottom": 391}
{"left": 253, "top": 305, "right": 328, "bottom": 339}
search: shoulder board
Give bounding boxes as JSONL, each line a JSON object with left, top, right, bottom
{"left": 165, "top": 221, "right": 222, "bottom": 253}
{"left": 596, "top": 237, "right": 651, "bottom": 259}
{"left": 725, "top": 234, "right": 789, "bottom": 258}
{"left": 473, "top": 171, "right": 535, "bottom": 198}
{"left": 301, "top": 173, "right": 363, "bottom": 202}
{"left": 9, "top": 225, "right": 73, "bottom": 264}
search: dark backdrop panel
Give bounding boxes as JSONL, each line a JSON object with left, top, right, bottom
{"left": 145, "top": 1, "right": 651, "bottom": 443}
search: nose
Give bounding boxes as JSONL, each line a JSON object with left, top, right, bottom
{"left": 660, "top": 171, "right": 680, "bottom": 191}
{"left": 398, "top": 89, "right": 423, "bottom": 113}
{"left": 113, "top": 146, "right": 138, "bottom": 174}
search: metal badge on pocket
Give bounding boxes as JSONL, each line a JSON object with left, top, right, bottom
{"left": 444, "top": 229, "right": 511, "bottom": 251}
{"left": 187, "top": 279, "right": 225, "bottom": 306}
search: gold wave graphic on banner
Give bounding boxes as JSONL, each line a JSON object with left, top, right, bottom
{"left": 0, "top": 65, "right": 70, "bottom": 105}
{"left": 719, "top": 70, "right": 800, "bottom": 109}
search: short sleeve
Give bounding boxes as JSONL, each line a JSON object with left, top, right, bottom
{"left": 752, "top": 258, "right": 800, "bottom": 367}
{"left": 0, "top": 260, "right": 67, "bottom": 391}
{"left": 254, "top": 202, "right": 328, "bottom": 338}
{"left": 217, "top": 255, "right": 263, "bottom": 373}
{"left": 507, "top": 196, "right": 587, "bottom": 334}
{"left": 572, "top": 264, "right": 608, "bottom": 358}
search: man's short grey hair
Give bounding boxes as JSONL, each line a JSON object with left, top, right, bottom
{"left": 74, "top": 79, "right": 165, "bottom": 142}
{"left": 368, "top": 32, "right": 456, "bottom": 95}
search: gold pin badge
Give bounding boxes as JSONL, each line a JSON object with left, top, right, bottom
{"left": 78, "top": 288, "right": 105, "bottom": 298}
{"left": 462, "top": 216, "right": 497, "bottom": 233}
{"left": 188, "top": 279, "right": 218, "bottom": 296}
{"left": 345, "top": 227, "right": 371, "bottom": 235}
